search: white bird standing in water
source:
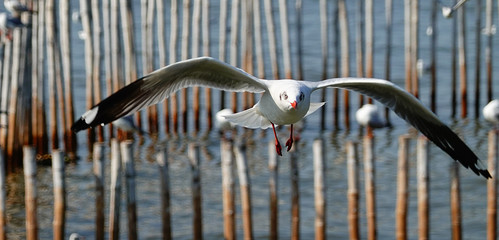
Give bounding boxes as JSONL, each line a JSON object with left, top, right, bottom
{"left": 356, "top": 104, "right": 386, "bottom": 128}
{"left": 4, "top": 0, "right": 33, "bottom": 17}
{"left": 72, "top": 57, "right": 491, "bottom": 179}
{"left": 483, "top": 99, "right": 499, "bottom": 128}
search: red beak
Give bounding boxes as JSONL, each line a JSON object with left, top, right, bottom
{"left": 291, "top": 101, "right": 297, "bottom": 109}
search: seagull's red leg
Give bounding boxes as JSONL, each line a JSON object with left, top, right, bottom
{"left": 285, "top": 124, "right": 294, "bottom": 151}
{"left": 271, "top": 122, "right": 282, "bottom": 156}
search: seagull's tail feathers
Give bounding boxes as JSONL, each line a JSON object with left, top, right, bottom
{"left": 224, "top": 106, "right": 272, "bottom": 129}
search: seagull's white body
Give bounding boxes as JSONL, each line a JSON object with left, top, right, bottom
{"left": 72, "top": 57, "right": 491, "bottom": 179}
{"left": 356, "top": 104, "right": 385, "bottom": 128}
{"left": 483, "top": 99, "right": 499, "bottom": 125}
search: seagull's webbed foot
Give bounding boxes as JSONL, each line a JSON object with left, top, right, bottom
{"left": 271, "top": 122, "right": 282, "bottom": 156}
{"left": 285, "top": 124, "right": 294, "bottom": 152}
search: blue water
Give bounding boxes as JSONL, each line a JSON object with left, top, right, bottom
{"left": 3, "top": 0, "right": 499, "bottom": 239}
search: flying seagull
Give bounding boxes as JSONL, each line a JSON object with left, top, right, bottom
{"left": 356, "top": 104, "right": 386, "bottom": 128}
{"left": 483, "top": 99, "right": 499, "bottom": 128}
{"left": 72, "top": 57, "right": 491, "bottom": 179}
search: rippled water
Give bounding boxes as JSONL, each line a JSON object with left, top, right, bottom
{"left": 3, "top": 0, "right": 499, "bottom": 239}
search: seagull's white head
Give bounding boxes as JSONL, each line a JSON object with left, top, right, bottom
{"left": 272, "top": 81, "right": 310, "bottom": 114}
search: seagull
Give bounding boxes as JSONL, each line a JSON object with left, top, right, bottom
{"left": 440, "top": 0, "right": 469, "bottom": 18}
{"left": 356, "top": 104, "right": 386, "bottom": 128}
{"left": 71, "top": 57, "right": 491, "bottom": 179}
{"left": 4, "top": 0, "right": 33, "bottom": 17}
{"left": 483, "top": 99, "right": 499, "bottom": 128}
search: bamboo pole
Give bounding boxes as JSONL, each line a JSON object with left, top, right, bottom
{"left": 268, "top": 141, "right": 278, "bottom": 240}
{"left": 170, "top": 0, "right": 179, "bottom": 134}
{"left": 356, "top": 0, "right": 364, "bottom": 107}
{"left": 290, "top": 143, "right": 300, "bottom": 240}
{"left": 24, "top": 146, "right": 38, "bottom": 240}
{"left": 6, "top": 36, "right": 21, "bottom": 167}
{"left": 60, "top": 0, "right": 76, "bottom": 157}
{"left": 122, "top": 140, "right": 138, "bottom": 240}
{"left": 319, "top": 0, "right": 328, "bottom": 130}
{"left": 404, "top": 0, "right": 412, "bottom": 94}
{"left": 279, "top": 0, "right": 292, "bottom": 79}
{"left": 417, "top": 136, "right": 429, "bottom": 239}
{"left": 474, "top": 0, "right": 482, "bottom": 118}
{"left": 241, "top": 0, "right": 254, "bottom": 109}
{"left": 295, "top": 0, "right": 303, "bottom": 80}
{"left": 188, "top": 143, "right": 203, "bottom": 240}
{"left": 332, "top": 1, "right": 340, "bottom": 128}
{"left": 487, "top": 130, "right": 497, "bottom": 240}
{"left": 457, "top": 1, "right": 467, "bottom": 118}
{"left": 91, "top": 0, "right": 104, "bottom": 142}
{"left": 157, "top": 144, "right": 172, "bottom": 240}
{"left": 157, "top": 0, "right": 169, "bottom": 133}
{"left": 410, "top": 0, "right": 419, "bottom": 98}
{"left": 365, "top": 0, "right": 373, "bottom": 80}
{"left": 363, "top": 135, "right": 376, "bottom": 240}
{"left": 221, "top": 139, "right": 235, "bottom": 240}
{"left": 79, "top": 0, "right": 94, "bottom": 149}
{"left": 384, "top": 0, "right": 392, "bottom": 123}
{"left": 52, "top": 149, "right": 66, "bottom": 240}
{"left": 451, "top": 0, "right": 458, "bottom": 117}
{"left": 181, "top": 0, "right": 191, "bottom": 134}
{"left": 0, "top": 147, "right": 4, "bottom": 240}
{"left": 219, "top": 0, "right": 228, "bottom": 109}
{"left": 234, "top": 141, "right": 253, "bottom": 239}
{"left": 0, "top": 41, "right": 11, "bottom": 151}
{"left": 485, "top": 0, "right": 493, "bottom": 102}
{"left": 450, "top": 162, "right": 462, "bottom": 240}
{"left": 338, "top": 0, "right": 350, "bottom": 129}
{"left": 93, "top": 142, "right": 105, "bottom": 240}
{"left": 192, "top": 0, "right": 201, "bottom": 132}
{"left": 429, "top": 0, "right": 437, "bottom": 113}
{"left": 253, "top": 0, "right": 264, "bottom": 80}
{"left": 346, "top": 141, "right": 359, "bottom": 240}
{"left": 202, "top": 0, "right": 212, "bottom": 130}
{"left": 109, "top": 139, "right": 121, "bottom": 240}
{"left": 37, "top": 0, "right": 48, "bottom": 154}
{"left": 30, "top": 0, "right": 40, "bottom": 151}
{"left": 143, "top": 0, "right": 158, "bottom": 134}
{"left": 313, "top": 139, "right": 326, "bottom": 240}
{"left": 395, "top": 135, "right": 410, "bottom": 240}
{"left": 103, "top": 0, "right": 114, "bottom": 138}
{"left": 263, "top": 0, "right": 280, "bottom": 79}
{"left": 230, "top": 0, "right": 239, "bottom": 114}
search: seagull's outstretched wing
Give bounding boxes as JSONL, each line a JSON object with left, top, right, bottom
{"left": 309, "top": 77, "right": 491, "bottom": 179}
{"left": 72, "top": 57, "right": 268, "bottom": 132}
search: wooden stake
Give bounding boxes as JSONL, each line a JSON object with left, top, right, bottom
{"left": 122, "top": 140, "right": 138, "bottom": 240}
{"left": 170, "top": 0, "right": 179, "bottom": 134}
{"left": 93, "top": 142, "right": 105, "bottom": 240}
{"left": 157, "top": 144, "right": 172, "bottom": 240}
{"left": 268, "top": 140, "right": 279, "bottom": 239}
{"left": 263, "top": 0, "right": 280, "bottom": 79}
{"left": 487, "top": 130, "right": 497, "bottom": 240}
{"left": 313, "top": 139, "right": 326, "bottom": 240}
{"left": 91, "top": 0, "right": 104, "bottom": 142}
{"left": 429, "top": 0, "right": 437, "bottom": 113}
{"left": 319, "top": 0, "right": 328, "bottom": 130}
{"left": 221, "top": 139, "right": 236, "bottom": 240}
{"left": 338, "top": 0, "right": 350, "bottom": 129}
{"left": 473, "top": 0, "right": 482, "bottom": 118}
{"left": 23, "top": 146, "right": 38, "bottom": 240}
{"left": 395, "top": 135, "right": 410, "bottom": 240}
{"left": 384, "top": 0, "right": 393, "bottom": 123}
{"left": 346, "top": 141, "right": 360, "bottom": 240}
{"left": 457, "top": 1, "right": 467, "bottom": 118}
{"left": 188, "top": 143, "right": 203, "bottom": 240}
{"left": 109, "top": 139, "right": 121, "bottom": 240}
{"left": 450, "top": 162, "right": 462, "bottom": 240}
{"left": 79, "top": 0, "right": 94, "bottom": 149}
{"left": 363, "top": 135, "right": 376, "bottom": 240}
{"left": 181, "top": 0, "right": 191, "bottom": 134}
{"left": 290, "top": 142, "right": 300, "bottom": 240}
{"left": 234, "top": 140, "right": 253, "bottom": 239}
{"left": 52, "top": 149, "right": 66, "bottom": 240}
{"left": 485, "top": 0, "right": 493, "bottom": 102}
{"left": 417, "top": 136, "right": 429, "bottom": 239}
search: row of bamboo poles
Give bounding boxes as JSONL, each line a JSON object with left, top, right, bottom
{"left": 0, "top": 0, "right": 497, "bottom": 170}
{"left": 1, "top": 130, "right": 496, "bottom": 239}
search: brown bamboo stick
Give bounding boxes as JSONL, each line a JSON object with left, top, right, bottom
{"left": 404, "top": 0, "right": 412, "bottom": 94}
{"left": 52, "top": 149, "right": 66, "bottom": 240}
{"left": 144, "top": 0, "right": 158, "bottom": 134}
{"left": 319, "top": 0, "right": 328, "bottom": 130}
{"left": 91, "top": 0, "right": 104, "bottom": 142}
{"left": 263, "top": 0, "right": 280, "bottom": 79}
{"left": 417, "top": 136, "right": 429, "bottom": 239}
{"left": 0, "top": 42, "right": 12, "bottom": 151}
{"left": 346, "top": 141, "right": 359, "bottom": 240}
{"left": 338, "top": 0, "right": 350, "bottom": 129}
{"left": 79, "top": 0, "right": 94, "bottom": 149}
{"left": 450, "top": 162, "right": 462, "bottom": 240}
{"left": 109, "top": 139, "right": 121, "bottom": 240}
{"left": 395, "top": 135, "right": 410, "bottom": 240}
{"left": 157, "top": 144, "right": 172, "bottom": 240}
{"left": 473, "top": 0, "right": 482, "bottom": 118}
{"left": 181, "top": 0, "right": 191, "bottom": 134}
{"left": 60, "top": 0, "right": 76, "bottom": 156}
{"left": 279, "top": 0, "right": 292, "bottom": 79}
{"left": 157, "top": 0, "right": 169, "bottom": 133}
{"left": 313, "top": 139, "right": 326, "bottom": 240}
{"left": 30, "top": 0, "right": 40, "bottom": 151}
{"left": 356, "top": 0, "right": 364, "bottom": 107}
{"left": 122, "top": 140, "right": 138, "bottom": 240}
{"left": 365, "top": 0, "right": 373, "bottom": 80}
{"left": 485, "top": 0, "right": 493, "bottom": 102}
{"left": 218, "top": 0, "right": 228, "bottom": 109}
{"left": 192, "top": 0, "right": 201, "bottom": 132}
{"left": 188, "top": 143, "right": 203, "bottom": 239}
{"left": 6, "top": 37, "right": 21, "bottom": 165}
{"left": 93, "top": 142, "right": 105, "bottom": 240}
{"left": 487, "top": 130, "right": 497, "bottom": 240}
{"left": 268, "top": 141, "right": 278, "bottom": 240}
{"left": 384, "top": 0, "right": 392, "bottom": 123}
{"left": 221, "top": 139, "right": 235, "bottom": 240}
{"left": 202, "top": 0, "right": 212, "bottom": 130}
{"left": 170, "top": 0, "right": 179, "bottom": 134}
{"left": 429, "top": 0, "right": 437, "bottom": 113}
{"left": 332, "top": 1, "right": 340, "bottom": 128}
{"left": 241, "top": 0, "right": 253, "bottom": 109}
{"left": 102, "top": 0, "right": 113, "bottom": 138}
{"left": 230, "top": 0, "right": 239, "bottom": 114}
{"left": 457, "top": 2, "right": 467, "bottom": 118}
{"left": 451, "top": 0, "right": 458, "bottom": 117}
{"left": 23, "top": 146, "right": 38, "bottom": 240}
{"left": 0, "top": 147, "right": 5, "bottom": 240}
{"left": 290, "top": 142, "right": 300, "bottom": 240}
{"left": 410, "top": 0, "right": 419, "bottom": 99}
{"left": 234, "top": 141, "right": 254, "bottom": 239}
{"left": 36, "top": 0, "right": 48, "bottom": 154}
{"left": 363, "top": 135, "right": 376, "bottom": 240}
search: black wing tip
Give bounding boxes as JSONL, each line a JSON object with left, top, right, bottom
{"left": 71, "top": 118, "right": 91, "bottom": 133}
{"left": 477, "top": 168, "right": 492, "bottom": 179}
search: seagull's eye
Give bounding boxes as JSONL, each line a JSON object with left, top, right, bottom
{"left": 281, "top": 92, "right": 288, "bottom": 101}
{"left": 299, "top": 92, "right": 304, "bottom": 101}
